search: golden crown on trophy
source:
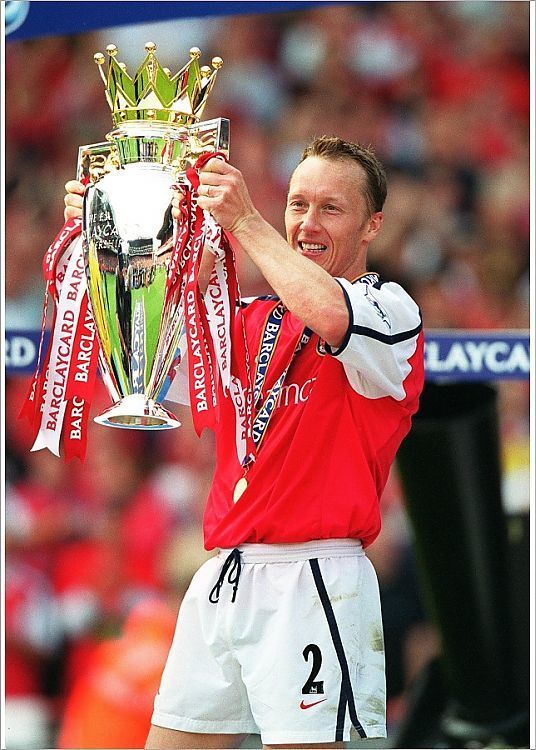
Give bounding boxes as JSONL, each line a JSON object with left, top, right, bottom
{"left": 94, "top": 42, "right": 223, "bottom": 128}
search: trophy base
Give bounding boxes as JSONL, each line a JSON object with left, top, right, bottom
{"left": 94, "top": 394, "right": 181, "bottom": 430}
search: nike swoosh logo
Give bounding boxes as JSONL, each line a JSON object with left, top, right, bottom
{"left": 300, "top": 698, "right": 327, "bottom": 710}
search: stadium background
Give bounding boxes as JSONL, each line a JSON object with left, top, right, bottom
{"left": 3, "top": 2, "right": 531, "bottom": 748}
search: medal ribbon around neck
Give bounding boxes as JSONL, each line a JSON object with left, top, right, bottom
{"left": 233, "top": 305, "right": 312, "bottom": 504}
{"left": 247, "top": 301, "right": 312, "bottom": 461}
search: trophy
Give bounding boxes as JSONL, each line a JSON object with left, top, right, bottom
{"left": 80, "top": 42, "right": 229, "bottom": 429}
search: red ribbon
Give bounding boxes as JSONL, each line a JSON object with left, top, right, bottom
{"left": 20, "top": 218, "right": 82, "bottom": 428}
{"left": 20, "top": 218, "right": 100, "bottom": 461}
{"left": 63, "top": 295, "right": 100, "bottom": 461}
{"left": 166, "top": 153, "right": 255, "bottom": 461}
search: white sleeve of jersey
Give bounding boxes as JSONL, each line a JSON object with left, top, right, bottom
{"left": 327, "top": 276, "right": 422, "bottom": 401}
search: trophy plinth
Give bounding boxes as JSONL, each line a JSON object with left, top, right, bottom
{"left": 93, "top": 394, "right": 181, "bottom": 430}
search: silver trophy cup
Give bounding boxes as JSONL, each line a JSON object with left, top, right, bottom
{"left": 81, "top": 119, "right": 229, "bottom": 429}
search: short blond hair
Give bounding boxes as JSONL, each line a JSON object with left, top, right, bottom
{"left": 301, "top": 136, "right": 387, "bottom": 215}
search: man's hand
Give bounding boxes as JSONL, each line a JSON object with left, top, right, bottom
{"left": 171, "top": 190, "right": 183, "bottom": 222}
{"left": 196, "top": 158, "right": 259, "bottom": 235}
{"left": 64, "top": 180, "right": 85, "bottom": 221}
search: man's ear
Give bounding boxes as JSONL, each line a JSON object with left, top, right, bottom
{"left": 365, "top": 211, "right": 383, "bottom": 241}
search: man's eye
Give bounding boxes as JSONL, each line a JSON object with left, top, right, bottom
{"left": 289, "top": 201, "right": 305, "bottom": 209}
{"left": 324, "top": 204, "right": 340, "bottom": 212}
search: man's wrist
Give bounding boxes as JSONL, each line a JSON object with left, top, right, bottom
{"left": 228, "top": 210, "right": 264, "bottom": 242}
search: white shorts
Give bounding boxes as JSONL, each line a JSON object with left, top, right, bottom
{"left": 151, "top": 539, "right": 386, "bottom": 744}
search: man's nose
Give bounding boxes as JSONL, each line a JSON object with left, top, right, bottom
{"left": 300, "top": 207, "right": 321, "bottom": 231}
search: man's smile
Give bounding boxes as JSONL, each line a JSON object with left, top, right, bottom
{"left": 298, "top": 241, "right": 328, "bottom": 256}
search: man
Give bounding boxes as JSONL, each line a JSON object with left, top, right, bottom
{"left": 64, "top": 136, "right": 424, "bottom": 749}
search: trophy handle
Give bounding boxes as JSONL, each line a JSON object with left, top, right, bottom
{"left": 77, "top": 117, "right": 230, "bottom": 184}
{"left": 77, "top": 141, "right": 120, "bottom": 183}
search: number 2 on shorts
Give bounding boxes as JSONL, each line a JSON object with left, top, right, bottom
{"left": 302, "top": 643, "right": 324, "bottom": 694}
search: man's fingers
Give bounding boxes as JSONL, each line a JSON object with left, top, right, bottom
{"left": 198, "top": 163, "right": 237, "bottom": 192}
{"left": 197, "top": 183, "right": 218, "bottom": 199}
{"left": 64, "top": 205, "right": 82, "bottom": 220}
{"left": 171, "top": 194, "right": 183, "bottom": 221}
{"left": 200, "top": 156, "right": 230, "bottom": 175}
{"left": 198, "top": 171, "right": 225, "bottom": 187}
{"left": 64, "top": 193, "right": 84, "bottom": 209}
{"left": 197, "top": 195, "right": 211, "bottom": 209}
{"left": 65, "top": 179, "right": 86, "bottom": 195}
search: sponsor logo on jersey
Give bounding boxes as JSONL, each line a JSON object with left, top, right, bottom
{"left": 277, "top": 377, "right": 317, "bottom": 407}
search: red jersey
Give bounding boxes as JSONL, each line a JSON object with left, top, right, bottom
{"left": 168, "top": 273, "right": 424, "bottom": 549}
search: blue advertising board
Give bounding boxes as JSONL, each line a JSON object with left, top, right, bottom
{"left": 5, "top": 329, "right": 530, "bottom": 381}
{"left": 5, "top": 330, "right": 51, "bottom": 375}
{"left": 423, "top": 330, "right": 530, "bottom": 382}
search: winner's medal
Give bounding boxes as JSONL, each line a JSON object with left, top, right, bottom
{"left": 233, "top": 476, "right": 248, "bottom": 503}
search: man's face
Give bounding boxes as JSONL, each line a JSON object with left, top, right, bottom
{"left": 285, "top": 156, "right": 383, "bottom": 280}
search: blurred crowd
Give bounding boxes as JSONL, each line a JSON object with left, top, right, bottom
{"left": 4, "top": 3, "right": 530, "bottom": 748}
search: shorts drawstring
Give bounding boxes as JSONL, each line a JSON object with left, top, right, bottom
{"left": 209, "top": 548, "right": 242, "bottom": 603}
